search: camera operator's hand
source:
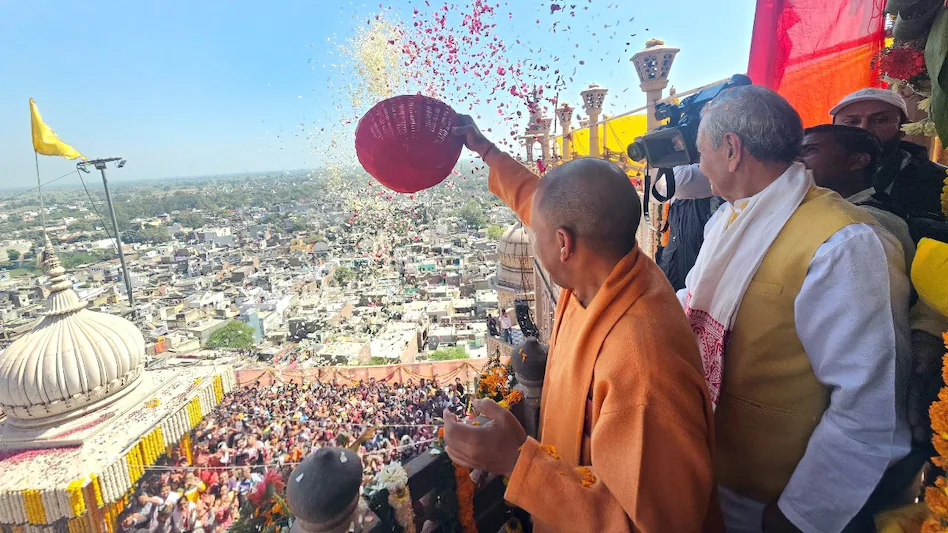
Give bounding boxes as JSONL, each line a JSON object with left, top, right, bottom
{"left": 453, "top": 115, "right": 496, "bottom": 159}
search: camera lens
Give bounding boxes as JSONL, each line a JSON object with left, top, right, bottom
{"left": 627, "top": 142, "right": 646, "bottom": 162}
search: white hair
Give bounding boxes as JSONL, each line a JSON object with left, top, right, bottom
{"left": 698, "top": 85, "right": 803, "bottom": 163}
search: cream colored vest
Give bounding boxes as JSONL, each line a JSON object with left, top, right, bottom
{"left": 714, "top": 186, "right": 877, "bottom": 503}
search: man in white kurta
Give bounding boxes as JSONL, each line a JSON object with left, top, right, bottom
{"left": 676, "top": 86, "right": 911, "bottom": 533}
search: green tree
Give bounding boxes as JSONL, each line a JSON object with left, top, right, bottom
{"left": 60, "top": 251, "right": 113, "bottom": 269}
{"left": 6, "top": 249, "right": 20, "bottom": 262}
{"left": 428, "top": 346, "right": 470, "bottom": 361}
{"left": 333, "top": 266, "right": 355, "bottom": 287}
{"left": 67, "top": 220, "right": 95, "bottom": 232}
{"left": 174, "top": 212, "right": 205, "bottom": 229}
{"left": 459, "top": 200, "right": 487, "bottom": 229}
{"left": 123, "top": 226, "right": 170, "bottom": 244}
{"left": 141, "top": 226, "right": 171, "bottom": 244}
{"left": 487, "top": 225, "right": 504, "bottom": 240}
{"left": 206, "top": 321, "right": 256, "bottom": 349}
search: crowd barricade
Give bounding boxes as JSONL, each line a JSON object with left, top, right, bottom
{"left": 234, "top": 356, "right": 510, "bottom": 387}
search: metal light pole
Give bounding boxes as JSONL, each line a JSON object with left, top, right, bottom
{"left": 79, "top": 157, "right": 133, "bottom": 307}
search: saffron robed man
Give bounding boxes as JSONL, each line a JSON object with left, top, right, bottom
{"left": 680, "top": 86, "right": 911, "bottom": 533}
{"left": 442, "top": 117, "right": 723, "bottom": 532}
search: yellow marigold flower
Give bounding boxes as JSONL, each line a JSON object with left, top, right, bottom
{"left": 577, "top": 467, "right": 597, "bottom": 488}
{"left": 540, "top": 444, "right": 560, "bottom": 459}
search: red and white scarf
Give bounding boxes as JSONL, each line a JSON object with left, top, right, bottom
{"left": 684, "top": 162, "right": 813, "bottom": 405}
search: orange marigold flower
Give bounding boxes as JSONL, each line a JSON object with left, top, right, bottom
{"left": 505, "top": 389, "right": 524, "bottom": 406}
{"left": 927, "top": 485, "right": 948, "bottom": 518}
{"left": 934, "top": 434, "right": 948, "bottom": 460}
{"left": 921, "top": 516, "right": 946, "bottom": 533}
{"left": 577, "top": 467, "right": 597, "bottom": 488}
{"left": 540, "top": 444, "right": 560, "bottom": 459}
{"left": 932, "top": 401, "right": 948, "bottom": 436}
{"left": 942, "top": 356, "right": 948, "bottom": 388}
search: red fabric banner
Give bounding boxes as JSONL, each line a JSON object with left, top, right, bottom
{"left": 748, "top": 0, "right": 887, "bottom": 127}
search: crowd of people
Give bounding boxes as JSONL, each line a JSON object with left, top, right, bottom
{"left": 118, "top": 378, "right": 469, "bottom": 533}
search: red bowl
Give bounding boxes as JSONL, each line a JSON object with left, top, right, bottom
{"left": 355, "top": 94, "right": 464, "bottom": 193}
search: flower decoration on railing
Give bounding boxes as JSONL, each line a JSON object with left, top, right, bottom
{"left": 475, "top": 360, "right": 518, "bottom": 405}
{"left": 365, "top": 463, "right": 416, "bottom": 533}
{"left": 875, "top": 4, "right": 948, "bottom": 141}
{"left": 922, "top": 333, "right": 948, "bottom": 531}
{"left": 232, "top": 470, "right": 292, "bottom": 533}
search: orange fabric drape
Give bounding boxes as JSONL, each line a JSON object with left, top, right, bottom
{"left": 748, "top": 0, "right": 886, "bottom": 127}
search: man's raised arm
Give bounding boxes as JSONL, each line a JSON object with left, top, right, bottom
{"left": 453, "top": 115, "right": 540, "bottom": 226}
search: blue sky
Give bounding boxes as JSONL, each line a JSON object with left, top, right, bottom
{"left": 0, "top": 0, "right": 755, "bottom": 190}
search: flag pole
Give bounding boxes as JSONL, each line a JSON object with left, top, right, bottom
{"left": 34, "top": 150, "right": 46, "bottom": 231}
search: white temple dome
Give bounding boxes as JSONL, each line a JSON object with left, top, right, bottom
{"left": 0, "top": 236, "right": 144, "bottom": 425}
{"left": 495, "top": 223, "right": 535, "bottom": 292}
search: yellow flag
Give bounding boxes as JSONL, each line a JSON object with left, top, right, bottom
{"left": 30, "top": 98, "right": 85, "bottom": 160}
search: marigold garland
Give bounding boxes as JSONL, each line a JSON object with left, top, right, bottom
{"left": 453, "top": 464, "right": 477, "bottom": 533}
{"left": 90, "top": 474, "right": 104, "bottom": 508}
{"left": 66, "top": 516, "right": 91, "bottom": 533}
{"left": 66, "top": 480, "right": 85, "bottom": 517}
{"left": 180, "top": 432, "right": 193, "bottom": 464}
{"left": 22, "top": 489, "right": 46, "bottom": 525}
{"left": 388, "top": 486, "right": 416, "bottom": 533}
{"left": 922, "top": 332, "right": 948, "bottom": 530}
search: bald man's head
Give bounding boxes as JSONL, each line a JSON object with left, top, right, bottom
{"left": 533, "top": 158, "right": 641, "bottom": 262}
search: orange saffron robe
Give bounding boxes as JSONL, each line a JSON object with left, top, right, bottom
{"left": 486, "top": 151, "right": 723, "bottom": 533}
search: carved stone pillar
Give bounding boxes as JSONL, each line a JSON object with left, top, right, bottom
{"left": 580, "top": 84, "right": 609, "bottom": 158}
{"left": 555, "top": 104, "right": 575, "bottom": 162}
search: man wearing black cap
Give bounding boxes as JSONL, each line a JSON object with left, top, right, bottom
{"left": 830, "top": 88, "right": 946, "bottom": 217}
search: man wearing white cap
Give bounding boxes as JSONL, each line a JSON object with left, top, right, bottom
{"left": 830, "top": 88, "right": 946, "bottom": 216}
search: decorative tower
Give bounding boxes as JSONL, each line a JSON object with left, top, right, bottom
{"left": 631, "top": 39, "right": 680, "bottom": 132}
{"left": 580, "top": 84, "right": 609, "bottom": 158}
{"left": 555, "top": 103, "right": 575, "bottom": 162}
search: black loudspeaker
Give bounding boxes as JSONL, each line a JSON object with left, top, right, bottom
{"left": 514, "top": 298, "right": 539, "bottom": 339}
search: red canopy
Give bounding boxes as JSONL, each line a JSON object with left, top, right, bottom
{"left": 748, "top": 0, "right": 887, "bottom": 127}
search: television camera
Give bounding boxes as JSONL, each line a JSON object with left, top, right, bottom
{"left": 627, "top": 74, "right": 751, "bottom": 207}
